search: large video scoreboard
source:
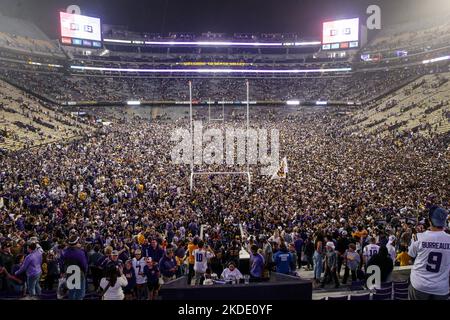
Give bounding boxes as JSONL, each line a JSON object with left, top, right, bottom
{"left": 60, "top": 12, "right": 102, "bottom": 48}
{"left": 322, "top": 17, "right": 359, "bottom": 51}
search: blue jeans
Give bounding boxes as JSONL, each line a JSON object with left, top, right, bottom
{"left": 313, "top": 252, "right": 323, "bottom": 280}
{"left": 67, "top": 273, "right": 86, "bottom": 300}
{"left": 27, "top": 273, "right": 42, "bottom": 296}
{"left": 177, "top": 264, "right": 186, "bottom": 278}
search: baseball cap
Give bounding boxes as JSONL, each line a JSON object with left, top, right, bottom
{"left": 429, "top": 206, "right": 448, "bottom": 228}
{"left": 111, "top": 250, "right": 119, "bottom": 256}
{"left": 326, "top": 241, "right": 335, "bottom": 249}
{"left": 28, "top": 236, "right": 39, "bottom": 244}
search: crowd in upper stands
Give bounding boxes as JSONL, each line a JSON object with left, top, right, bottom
{"left": 0, "top": 64, "right": 440, "bottom": 104}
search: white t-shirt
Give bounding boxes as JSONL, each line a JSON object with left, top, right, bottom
{"left": 100, "top": 275, "right": 128, "bottom": 300}
{"left": 386, "top": 243, "right": 396, "bottom": 264}
{"left": 408, "top": 230, "right": 450, "bottom": 296}
{"left": 193, "top": 248, "right": 214, "bottom": 273}
{"left": 132, "top": 257, "right": 147, "bottom": 284}
{"left": 221, "top": 268, "right": 243, "bottom": 281}
{"left": 363, "top": 244, "right": 380, "bottom": 263}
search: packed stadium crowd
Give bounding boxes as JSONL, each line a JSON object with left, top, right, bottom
{"left": 0, "top": 106, "right": 448, "bottom": 300}
{"left": 0, "top": 64, "right": 435, "bottom": 103}
{"left": 0, "top": 5, "right": 449, "bottom": 302}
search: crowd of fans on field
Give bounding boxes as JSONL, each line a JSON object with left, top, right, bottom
{"left": 0, "top": 105, "right": 448, "bottom": 299}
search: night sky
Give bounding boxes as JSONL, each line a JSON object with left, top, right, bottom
{"left": 0, "top": 0, "right": 449, "bottom": 39}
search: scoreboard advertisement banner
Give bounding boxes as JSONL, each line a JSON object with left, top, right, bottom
{"left": 60, "top": 12, "right": 102, "bottom": 48}
{"left": 322, "top": 17, "right": 359, "bottom": 50}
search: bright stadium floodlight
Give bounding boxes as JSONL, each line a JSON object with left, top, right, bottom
{"left": 70, "top": 65, "right": 352, "bottom": 73}
{"left": 294, "top": 41, "right": 322, "bottom": 46}
{"left": 103, "top": 39, "right": 132, "bottom": 44}
{"left": 127, "top": 100, "right": 141, "bottom": 105}
{"left": 286, "top": 100, "right": 300, "bottom": 105}
{"left": 422, "top": 55, "right": 450, "bottom": 64}
{"left": 144, "top": 40, "right": 284, "bottom": 46}
{"left": 315, "top": 101, "right": 328, "bottom": 105}
{"left": 102, "top": 38, "right": 321, "bottom": 47}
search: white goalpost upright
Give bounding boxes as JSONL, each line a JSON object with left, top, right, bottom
{"left": 189, "top": 80, "right": 251, "bottom": 192}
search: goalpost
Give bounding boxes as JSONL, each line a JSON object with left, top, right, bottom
{"left": 189, "top": 80, "right": 251, "bottom": 192}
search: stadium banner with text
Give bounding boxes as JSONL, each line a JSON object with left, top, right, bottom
{"left": 178, "top": 62, "right": 250, "bottom": 66}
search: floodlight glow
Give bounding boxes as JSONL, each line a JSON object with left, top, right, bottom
{"left": 28, "top": 61, "right": 63, "bottom": 68}
{"left": 422, "top": 55, "right": 450, "bottom": 64}
{"left": 127, "top": 100, "right": 141, "bottom": 105}
{"left": 103, "top": 39, "right": 321, "bottom": 47}
{"left": 294, "top": 41, "right": 322, "bottom": 46}
{"left": 144, "top": 40, "right": 283, "bottom": 46}
{"left": 103, "top": 39, "right": 132, "bottom": 44}
{"left": 71, "top": 65, "right": 352, "bottom": 74}
{"left": 315, "top": 101, "right": 328, "bottom": 105}
{"left": 286, "top": 100, "right": 300, "bottom": 105}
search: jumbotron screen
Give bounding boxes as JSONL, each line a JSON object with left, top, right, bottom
{"left": 322, "top": 17, "right": 359, "bottom": 50}
{"left": 60, "top": 12, "right": 102, "bottom": 48}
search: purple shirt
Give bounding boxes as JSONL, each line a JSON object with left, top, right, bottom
{"left": 15, "top": 249, "right": 42, "bottom": 277}
{"left": 250, "top": 252, "right": 265, "bottom": 278}
{"left": 61, "top": 247, "right": 88, "bottom": 273}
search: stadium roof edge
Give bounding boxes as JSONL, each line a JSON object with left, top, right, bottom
{"left": 102, "top": 38, "right": 322, "bottom": 47}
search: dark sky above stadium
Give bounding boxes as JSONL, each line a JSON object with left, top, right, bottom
{"left": 1, "top": 0, "right": 449, "bottom": 39}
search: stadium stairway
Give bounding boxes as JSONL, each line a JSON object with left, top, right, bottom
{"left": 0, "top": 79, "right": 93, "bottom": 150}
{"left": 350, "top": 72, "right": 450, "bottom": 136}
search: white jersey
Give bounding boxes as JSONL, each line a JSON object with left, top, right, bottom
{"left": 132, "top": 257, "right": 147, "bottom": 284}
{"left": 193, "top": 249, "right": 214, "bottom": 273}
{"left": 408, "top": 230, "right": 450, "bottom": 296}
{"left": 363, "top": 244, "right": 380, "bottom": 263}
{"left": 386, "top": 243, "right": 396, "bottom": 264}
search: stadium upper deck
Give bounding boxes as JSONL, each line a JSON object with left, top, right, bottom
{"left": 0, "top": 11, "right": 448, "bottom": 106}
